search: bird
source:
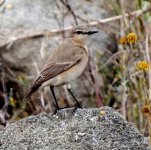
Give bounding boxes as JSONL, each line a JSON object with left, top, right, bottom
{"left": 25, "top": 27, "right": 98, "bottom": 111}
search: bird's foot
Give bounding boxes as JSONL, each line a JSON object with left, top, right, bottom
{"left": 71, "top": 105, "right": 82, "bottom": 113}
{"left": 53, "top": 105, "right": 82, "bottom": 115}
{"left": 53, "top": 106, "right": 69, "bottom": 115}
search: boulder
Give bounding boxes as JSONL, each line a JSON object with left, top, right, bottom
{"left": 0, "top": 107, "right": 148, "bottom": 150}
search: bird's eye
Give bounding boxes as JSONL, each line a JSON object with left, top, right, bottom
{"left": 75, "top": 31, "right": 83, "bottom": 34}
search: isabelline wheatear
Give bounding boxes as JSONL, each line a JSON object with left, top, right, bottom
{"left": 25, "top": 28, "right": 98, "bottom": 111}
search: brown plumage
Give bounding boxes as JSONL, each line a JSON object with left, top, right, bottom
{"left": 25, "top": 29, "right": 98, "bottom": 101}
{"left": 25, "top": 38, "right": 85, "bottom": 100}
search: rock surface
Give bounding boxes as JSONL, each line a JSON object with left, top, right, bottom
{"left": 0, "top": 107, "right": 148, "bottom": 150}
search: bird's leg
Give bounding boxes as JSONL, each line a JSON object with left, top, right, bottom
{"left": 50, "top": 86, "right": 60, "bottom": 111}
{"left": 67, "top": 86, "right": 82, "bottom": 108}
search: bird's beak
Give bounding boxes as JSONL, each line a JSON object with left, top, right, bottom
{"left": 87, "top": 31, "right": 99, "bottom": 35}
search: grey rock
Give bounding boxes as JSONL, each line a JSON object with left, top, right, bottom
{"left": 0, "top": 107, "right": 148, "bottom": 150}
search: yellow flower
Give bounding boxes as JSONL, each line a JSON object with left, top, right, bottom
{"left": 127, "top": 32, "right": 137, "bottom": 44}
{"left": 137, "top": 61, "right": 149, "bottom": 71}
{"left": 142, "top": 105, "right": 150, "bottom": 114}
{"left": 9, "top": 97, "right": 17, "bottom": 107}
{"left": 119, "top": 36, "right": 127, "bottom": 45}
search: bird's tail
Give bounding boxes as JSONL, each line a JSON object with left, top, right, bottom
{"left": 24, "top": 86, "right": 40, "bottom": 101}
{"left": 24, "top": 91, "right": 32, "bottom": 101}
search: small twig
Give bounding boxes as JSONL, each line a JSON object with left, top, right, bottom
{"left": 100, "top": 50, "right": 123, "bottom": 70}
{"left": 145, "top": 33, "right": 151, "bottom": 103}
{"left": 88, "top": 55, "right": 103, "bottom": 107}
{"left": 1, "top": 7, "right": 150, "bottom": 48}
{"left": 120, "top": 0, "right": 127, "bottom": 34}
{"left": 0, "top": 0, "right": 5, "bottom": 7}
{"left": 54, "top": 0, "right": 66, "bottom": 39}
{"left": 60, "top": 0, "right": 78, "bottom": 25}
{"left": 33, "top": 59, "right": 40, "bottom": 75}
{"left": 144, "top": 31, "right": 151, "bottom": 145}
{"left": 40, "top": 36, "right": 47, "bottom": 59}
{"left": 94, "top": 65, "right": 103, "bottom": 107}
{"left": 121, "top": 48, "right": 128, "bottom": 119}
{"left": 0, "top": 53, "right": 6, "bottom": 93}
{"left": 0, "top": 52, "right": 8, "bottom": 112}
{"left": 75, "top": 14, "right": 89, "bottom": 23}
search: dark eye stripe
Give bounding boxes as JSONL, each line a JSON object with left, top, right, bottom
{"left": 76, "top": 31, "right": 83, "bottom": 34}
{"left": 87, "top": 31, "right": 93, "bottom": 35}
{"left": 74, "top": 31, "right": 89, "bottom": 35}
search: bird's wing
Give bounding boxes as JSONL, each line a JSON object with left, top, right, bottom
{"left": 34, "top": 41, "right": 84, "bottom": 87}
{"left": 33, "top": 57, "right": 82, "bottom": 87}
{"left": 25, "top": 41, "right": 85, "bottom": 100}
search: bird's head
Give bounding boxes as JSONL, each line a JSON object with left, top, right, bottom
{"left": 71, "top": 27, "right": 99, "bottom": 44}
